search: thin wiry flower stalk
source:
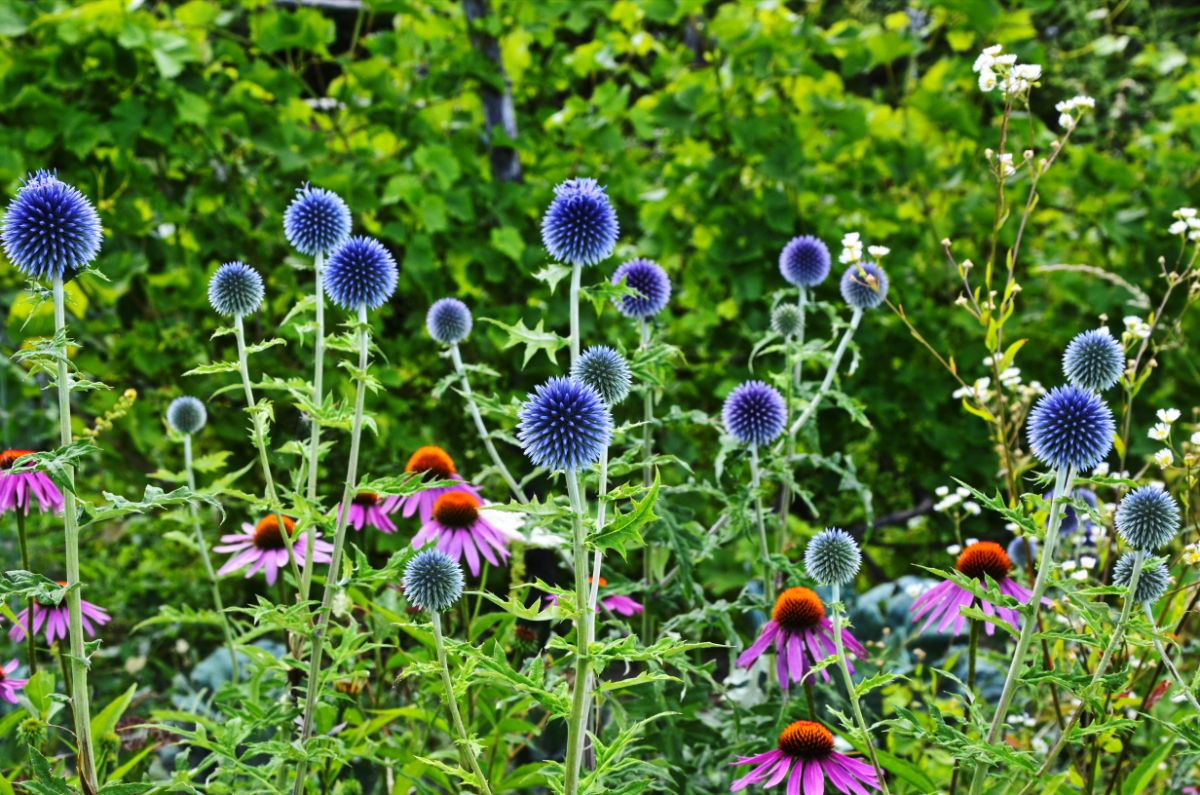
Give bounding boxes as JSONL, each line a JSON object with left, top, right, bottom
{"left": 830, "top": 582, "right": 890, "bottom": 795}
{"left": 569, "top": 262, "right": 582, "bottom": 365}
{"left": 639, "top": 317, "right": 655, "bottom": 638}
{"left": 1143, "top": 602, "right": 1200, "bottom": 713}
{"left": 14, "top": 511, "right": 35, "bottom": 675}
{"left": 577, "top": 445, "right": 610, "bottom": 775}
{"left": 300, "top": 250, "right": 326, "bottom": 601}
{"left": 563, "top": 470, "right": 592, "bottom": 795}
{"left": 789, "top": 307, "right": 863, "bottom": 435}
{"left": 430, "top": 609, "right": 494, "bottom": 795}
{"left": 449, "top": 343, "right": 528, "bottom": 504}
{"left": 779, "top": 288, "right": 808, "bottom": 550}
{"left": 749, "top": 444, "right": 774, "bottom": 604}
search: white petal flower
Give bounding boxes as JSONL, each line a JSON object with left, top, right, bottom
{"left": 1092, "top": 462, "right": 1110, "bottom": 476}
{"left": 1059, "top": 113, "right": 1076, "bottom": 131}
{"left": 1149, "top": 422, "right": 1171, "bottom": 441}
{"left": 1157, "top": 408, "right": 1181, "bottom": 424}
{"left": 978, "top": 69, "right": 997, "bottom": 92}
{"left": 935, "top": 485, "right": 950, "bottom": 497}
{"left": 1154, "top": 449, "right": 1174, "bottom": 468}
{"left": 1169, "top": 220, "right": 1188, "bottom": 235}
{"left": 1190, "top": 431, "right": 1200, "bottom": 447}
{"left": 963, "top": 501, "right": 981, "bottom": 515}
{"left": 868, "top": 245, "right": 890, "bottom": 258}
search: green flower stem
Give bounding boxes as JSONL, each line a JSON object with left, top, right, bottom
{"left": 15, "top": 510, "right": 36, "bottom": 675}
{"left": 792, "top": 286, "right": 807, "bottom": 386}
{"left": 52, "top": 275, "right": 98, "bottom": 794}
{"left": 948, "top": 618, "right": 981, "bottom": 795}
{"left": 639, "top": 318, "right": 655, "bottom": 640}
{"left": 831, "top": 583, "right": 889, "bottom": 795}
{"left": 563, "top": 470, "right": 592, "bottom": 795}
{"left": 969, "top": 465, "right": 1075, "bottom": 795}
{"left": 183, "top": 433, "right": 239, "bottom": 680}
{"left": 569, "top": 262, "right": 582, "bottom": 365}
{"left": 778, "top": 289, "right": 807, "bottom": 553}
{"left": 449, "top": 343, "right": 528, "bottom": 504}
{"left": 294, "top": 304, "right": 371, "bottom": 795}
{"left": 576, "top": 446, "right": 610, "bottom": 775}
{"left": 431, "top": 609, "right": 494, "bottom": 795}
{"left": 301, "top": 251, "right": 325, "bottom": 602}
{"left": 788, "top": 307, "right": 862, "bottom": 436}
{"left": 749, "top": 444, "right": 774, "bottom": 605}
{"left": 1143, "top": 602, "right": 1200, "bottom": 713}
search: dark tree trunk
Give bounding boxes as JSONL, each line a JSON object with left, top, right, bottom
{"left": 462, "top": 0, "right": 522, "bottom": 183}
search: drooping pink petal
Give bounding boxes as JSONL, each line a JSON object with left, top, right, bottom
{"left": 737, "top": 623, "right": 779, "bottom": 668}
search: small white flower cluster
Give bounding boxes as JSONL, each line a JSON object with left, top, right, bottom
{"left": 1055, "top": 95, "right": 1096, "bottom": 131}
{"left": 973, "top": 45, "right": 1042, "bottom": 98}
{"left": 1149, "top": 408, "right": 1181, "bottom": 442}
{"left": 934, "top": 486, "right": 980, "bottom": 515}
{"left": 1154, "top": 448, "right": 1173, "bottom": 469}
{"left": 837, "top": 232, "right": 890, "bottom": 266}
{"left": 1060, "top": 555, "right": 1096, "bottom": 582}
{"left": 953, "top": 377, "right": 991, "bottom": 402}
{"left": 1005, "top": 713, "right": 1038, "bottom": 728}
{"left": 1168, "top": 207, "right": 1200, "bottom": 241}
{"left": 1122, "top": 315, "right": 1152, "bottom": 340}
{"left": 1184, "top": 541, "right": 1200, "bottom": 566}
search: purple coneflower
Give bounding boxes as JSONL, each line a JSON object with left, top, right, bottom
{"left": 411, "top": 491, "right": 509, "bottom": 577}
{"left": 737, "top": 586, "right": 866, "bottom": 688}
{"left": 388, "top": 446, "right": 482, "bottom": 524}
{"left": 214, "top": 514, "right": 333, "bottom": 585}
{"left": 338, "top": 491, "right": 397, "bottom": 533}
{"left": 0, "top": 449, "right": 63, "bottom": 515}
{"left": 9, "top": 582, "right": 111, "bottom": 644}
{"left": 0, "top": 660, "right": 27, "bottom": 704}
{"left": 730, "top": 719, "right": 881, "bottom": 794}
{"left": 910, "top": 541, "right": 1034, "bottom": 636}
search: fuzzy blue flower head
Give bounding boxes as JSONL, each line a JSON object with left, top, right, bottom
{"left": 283, "top": 183, "right": 351, "bottom": 257}
{"left": 779, "top": 235, "right": 831, "bottom": 287}
{"left": 1112, "top": 553, "right": 1170, "bottom": 605}
{"left": 839, "top": 262, "right": 889, "bottom": 310}
{"left": 1027, "top": 385, "right": 1114, "bottom": 471}
{"left": 2, "top": 171, "right": 102, "bottom": 279}
{"left": 323, "top": 236, "right": 398, "bottom": 310}
{"left": 426, "top": 298, "right": 472, "bottom": 345}
{"left": 722, "top": 380, "right": 786, "bottom": 447}
{"left": 771, "top": 304, "right": 803, "bottom": 337}
{"left": 1006, "top": 536, "right": 1036, "bottom": 569}
{"left": 518, "top": 376, "right": 613, "bottom": 472}
{"left": 208, "top": 261, "right": 264, "bottom": 317}
{"left": 403, "top": 549, "right": 465, "bottom": 612}
{"left": 166, "top": 396, "right": 207, "bottom": 436}
{"left": 804, "top": 528, "right": 861, "bottom": 586}
{"left": 541, "top": 177, "right": 619, "bottom": 266}
{"left": 1115, "top": 486, "right": 1180, "bottom": 551}
{"left": 1062, "top": 329, "right": 1123, "bottom": 393}
{"left": 572, "top": 345, "right": 632, "bottom": 406}
{"left": 611, "top": 258, "right": 671, "bottom": 318}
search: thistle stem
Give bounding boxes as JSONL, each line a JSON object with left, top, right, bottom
{"left": 183, "top": 434, "right": 239, "bottom": 680}
{"left": 831, "top": 582, "right": 889, "bottom": 795}
{"left": 569, "top": 262, "right": 582, "bottom": 365}
{"left": 576, "top": 447, "right": 609, "bottom": 775}
{"left": 789, "top": 307, "right": 862, "bottom": 436}
{"left": 301, "top": 250, "right": 325, "bottom": 602}
{"left": 779, "top": 289, "right": 806, "bottom": 553}
{"left": 638, "top": 318, "right": 655, "bottom": 640}
{"left": 563, "top": 470, "right": 592, "bottom": 795}
{"left": 792, "top": 286, "right": 807, "bottom": 386}
{"left": 749, "top": 445, "right": 774, "bottom": 604}
{"left": 293, "top": 305, "right": 371, "bottom": 795}
{"left": 430, "top": 609, "right": 494, "bottom": 795}
{"left": 1143, "top": 602, "right": 1200, "bottom": 713}
{"left": 52, "top": 275, "right": 97, "bottom": 794}
{"left": 449, "top": 344, "right": 527, "bottom": 504}
{"left": 15, "top": 510, "right": 36, "bottom": 675}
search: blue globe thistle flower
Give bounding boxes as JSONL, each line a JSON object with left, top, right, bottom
{"left": 208, "top": 261, "right": 264, "bottom": 317}
{"left": 517, "top": 376, "right": 612, "bottom": 471}
{"left": 722, "top": 380, "right": 786, "bottom": 447}
{"left": 1115, "top": 486, "right": 1180, "bottom": 551}
{"left": 804, "top": 528, "right": 862, "bottom": 586}
{"left": 166, "top": 396, "right": 207, "bottom": 435}
{"left": 323, "top": 236, "right": 398, "bottom": 310}
{"left": 611, "top": 258, "right": 671, "bottom": 318}
{"left": 572, "top": 345, "right": 632, "bottom": 406}
{"left": 541, "top": 177, "right": 619, "bottom": 266}
{"left": 283, "top": 183, "right": 351, "bottom": 257}
{"left": 1, "top": 170, "right": 102, "bottom": 279}
{"left": 1055, "top": 488, "right": 1099, "bottom": 538}
{"left": 839, "top": 262, "right": 889, "bottom": 310}
{"left": 403, "top": 549, "right": 465, "bottom": 612}
{"left": 771, "top": 304, "right": 803, "bottom": 337}
{"left": 1112, "top": 553, "right": 1170, "bottom": 605}
{"left": 1006, "top": 536, "right": 1036, "bottom": 569}
{"left": 779, "top": 235, "right": 831, "bottom": 287}
{"left": 426, "top": 298, "right": 472, "bottom": 345}
{"left": 1062, "top": 329, "right": 1123, "bottom": 392}
{"left": 1027, "top": 385, "right": 1114, "bottom": 471}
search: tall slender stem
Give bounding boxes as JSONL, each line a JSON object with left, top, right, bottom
{"left": 563, "top": 471, "right": 592, "bottom": 795}
{"left": 779, "top": 290, "right": 806, "bottom": 552}
{"left": 569, "top": 262, "right": 582, "bottom": 365}
{"left": 749, "top": 445, "right": 774, "bottom": 604}
{"left": 301, "top": 251, "right": 325, "bottom": 602}
{"left": 792, "top": 287, "right": 807, "bottom": 386}
{"left": 430, "top": 609, "right": 494, "bottom": 795}
{"left": 294, "top": 305, "right": 370, "bottom": 795}
{"left": 1144, "top": 602, "right": 1200, "bottom": 713}
{"left": 52, "top": 276, "right": 97, "bottom": 795}
{"left": 183, "top": 434, "right": 239, "bottom": 679}
{"left": 639, "top": 318, "right": 655, "bottom": 640}
{"left": 15, "top": 510, "right": 36, "bottom": 675}
{"left": 949, "top": 618, "right": 980, "bottom": 795}
{"left": 789, "top": 308, "right": 862, "bottom": 435}
{"left": 577, "top": 447, "right": 609, "bottom": 775}
{"left": 831, "top": 583, "right": 889, "bottom": 795}
{"left": 450, "top": 344, "right": 527, "bottom": 504}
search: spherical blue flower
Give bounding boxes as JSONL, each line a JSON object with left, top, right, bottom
{"left": 1112, "top": 553, "right": 1170, "bottom": 605}
{"left": 208, "top": 261, "right": 264, "bottom": 317}
{"left": 517, "top": 376, "right": 612, "bottom": 471}
{"left": 779, "top": 235, "right": 831, "bottom": 287}
{"left": 839, "top": 262, "right": 889, "bottom": 310}
{"left": 1062, "top": 329, "right": 1123, "bottom": 393}
{"left": 166, "top": 396, "right": 207, "bottom": 435}
{"left": 771, "top": 304, "right": 803, "bottom": 337}
{"left": 283, "top": 183, "right": 351, "bottom": 257}
{"left": 804, "top": 528, "right": 861, "bottom": 586}
{"left": 541, "top": 177, "right": 619, "bottom": 266}
{"left": 722, "top": 380, "right": 786, "bottom": 447}
{"left": 1049, "top": 488, "right": 1099, "bottom": 538}
{"left": 426, "top": 298, "right": 472, "bottom": 345}
{"left": 572, "top": 345, "right": 632, "bottom": 406}
{"left": 403, "top": 549, "right": 465, "bottom": 612}
{"left": 1115, "top": 486, "right": 1180, "bottom": 551}
{"left": 611, "top": 258, "right": 671, "bottom": 318}
{"left": 323, "top": 236, "right": 398, "bottom": 310}
{"left": 1006, "top": 536, "right": 1036, "bottom": 569}
{"left": 1027, "top": 385, "right": 1114, "bottom": 471}
{"left": 1, "top": 171, "right": 102, "bottom": 279}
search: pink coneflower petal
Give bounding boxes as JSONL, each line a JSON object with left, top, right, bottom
{"left": 763, "top": 754, "right": 794, "bottom": 786}
{"left": 737, "top": 622, "right": 778, "bottom": 667}
{"left": 731, "top": 749, "right": 786, "bottom": 792}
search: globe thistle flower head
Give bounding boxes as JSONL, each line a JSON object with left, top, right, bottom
{"left": 1115, "top": 486, "right": 1180, "bottom": 551}
{"left": 611, "top": 258, "right": 671, "bottom": 318}
{"left": 541, "top": 177, "right": 619, "bottom": 266}
{"left": 403, "top": 549, "right": 465, "bottom": 612}
{"left": 1112, "top": 553, "right": 1170, "bottom": 605}
{"left": 208, "top": 261, "right": 264, "bottom": 317}
{"left": 2, "top": 170, "right": 102, "bottom": 279}
{"left": 517, "top": 376, "right": 612, "bottom": 471}
{"left": 1063, "top": 328, "right": 1123, "bottom": 392}
{"left": 323, "top": 236, "right": 398, "bottom": 310}
{"left": 771, "top": 303, "right": 803, "bottom": 337}
{"left": 426, "top": 298, "right": 472, "bottom": 345}
{"left": 166, "top": 396, "right": 207, "bottom": 435}
{"left": 804, "top": 528, "right": 861, "bottom": 586}
{"left": 779, "top": 235, "right": 831, "bottom": 287}
{"left": 1027, "top": 385, "right": 1114, "bottom": 471}
{"left": 572, "top": 345, "right": 632, "bottom": 406}
{"left": 839, "top": 262, "right": 889, "bottom": 310}
{"left": 283, "top": 183, "right": 351, "bottom": 256}
{"left": 722, "top": 380, "right": 786, "bottom": 447}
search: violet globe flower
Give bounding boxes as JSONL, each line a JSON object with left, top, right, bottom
{"left": 0, "top": 659, "right": 27, "bottom": 704}
{"left": 730, "top": 720, "right": 881, "bottom": 794}
{"left": 541, "top": 177, "right": 619, "bottom": 266}
{"left": 426, "top": 298, "right": 473, "bottom": 345}
{"left": 9, "top": 583, "right": 111, "bottom": 644}
{"left": 1027, "top": 385, "right": 1114, "bottom": 472}
{"left": 338, "top": 491, "right": 397, "bottom": 533}
{"left": 779, "top": 235, "right": 831, "bottom": 287}
{"left": 387, "top": 446, "right": 482, "bottom": 524}
{"left": 411, "top": 491, "right": 510, "bottom": 577}
{"left": 283, "top": 183, "right": 351, "bottom": 257}
{"left": 1, "top": 170, "right": 102, "bottom": 279}
{"left": 611, "top": 258, "right": 671, "bottom": 318}
{"left": 323, "top": 236, "right": 398, "bottom": 310}
{"left": 736, "top": 586, "right": 867, "bottom": 688}
{"left": 839, "top": 262, "right": 889, "bottom": 310}
{"left": 723, "top": 381, "right": 786, "bottom": 447}
{"left": 214, "top": 514, "right": 334, "bottom": 586}
{"left": 910, "top": 541, "right": 1035, "bottom": 636}
{"left": 0, "top": 449, "right": 63, "bottom": 515}
{"left": 517, "top": 377, "right": 612, "bottom": 472}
